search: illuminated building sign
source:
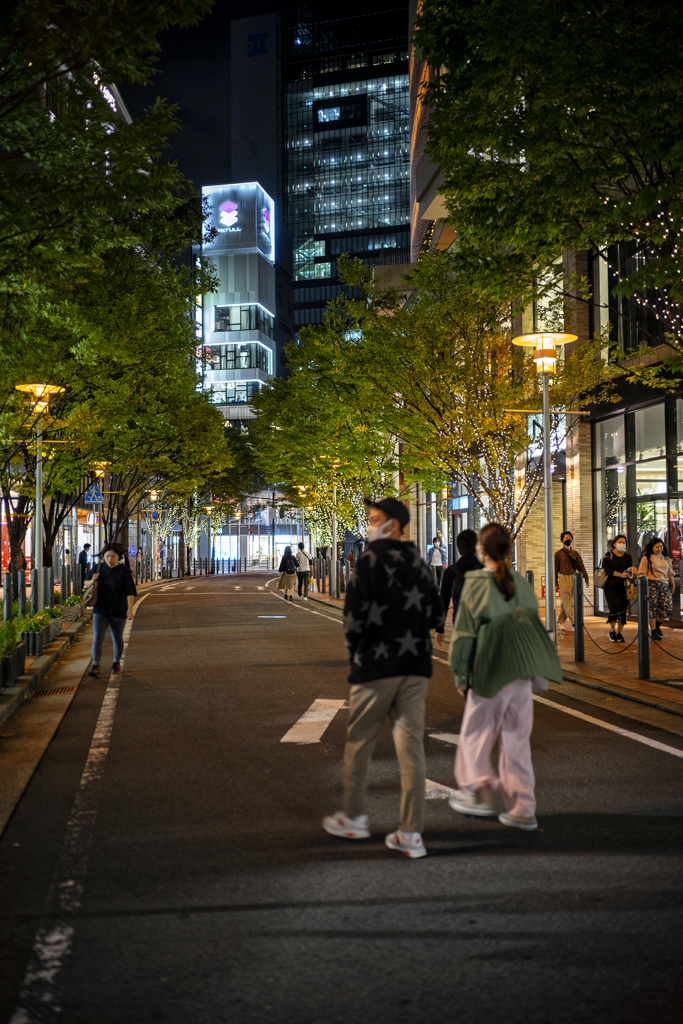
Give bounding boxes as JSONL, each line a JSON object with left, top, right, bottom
{"left": 202, "top": 182, "right": 275, "bottom": 263}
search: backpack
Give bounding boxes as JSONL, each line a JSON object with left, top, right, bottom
{"left": 285, "top": 555, "right": 297, "bottom": 574}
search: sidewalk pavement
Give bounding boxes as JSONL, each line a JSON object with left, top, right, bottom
{"left": 307, "top": 591, "right": 683, "bottom": 718}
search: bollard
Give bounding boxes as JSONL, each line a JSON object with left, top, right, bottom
{"left": 525, "top": 569, "right": 534, "bottom": 588}
{"left": 345, "top": 561, "right": 350, "bottom": 592}
{"left": 637, "top": 575, "right": 650, "bottom": 680}
{"left": 44, "top": 567, "right": 51, "bottom": 608}
{"left": 31, "top": 568, "right": 39, "bottom": 617}
{"left": 18, "top": 571, "right": 26, "bottom": 617}
{"left": 336, "top": 560, "right": 341, "bottom": 600}
{"left": 61, "top": 565, "right": 67, "bottom": 606}
{"left": 573, "top": 573, "right": 584, "bottom": 662}
{"left": 3, "top": 571, "right": 11, "bottom": 623}
{"left": 66, "top": 564, "right": 71, "bottom": 599}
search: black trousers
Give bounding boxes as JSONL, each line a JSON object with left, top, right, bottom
{"left": 605, "top": 584, "right": 628, "bottom": 627}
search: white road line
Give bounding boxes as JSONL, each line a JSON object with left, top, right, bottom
{"left": 275, "top": 594, "right": 343, "bottom": 626}
{"left": 281, "top": 698, "right": 348, "bottom": 744}
{"left": 425, "top": 779, "right": 459, "bottom": 800}
{"left": 431, "top": 732, "right": 460, "bottom": 745}
{"left": 533, "top": 694, "right": 683, "bottom": 759}
{"left": 9, "top": 595, "right": 148, "bottom": 1024}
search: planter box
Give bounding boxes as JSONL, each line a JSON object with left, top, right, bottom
{"left": 0, "top": 643, "right": 26, "bottom": 689}
{"left": 21, "top": 629, "right": 45, "bottom": 657}
{"left": 48, "top": 617, "right": 63, "bottom": 641}
{"left": 60, "top": 604, "right": 82, "bottom": 623}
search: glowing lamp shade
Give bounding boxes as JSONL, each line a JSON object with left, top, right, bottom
{"left": 150, "top": 490, "right": 158, "bottom": 502}
{"left": 15, "top": 382, "right": 64, "bottom": 412}
{"left": 511, "top": 332, "right": 577, "bottom": 375}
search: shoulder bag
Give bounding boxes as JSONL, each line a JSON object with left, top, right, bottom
{"left": 82, "top": 578, "right": 98, "bottom": 608}
{"left": 594, "top": 552, "right": 609, "bottom": 590}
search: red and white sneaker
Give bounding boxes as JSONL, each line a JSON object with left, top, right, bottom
{"left": 385, "top": 829, "right": 427, "bottom": 859}
{"left": 322, "top": 811, "right": 371, "bottom": 840}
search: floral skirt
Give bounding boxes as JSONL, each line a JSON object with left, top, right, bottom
{"left": 649, "top": 580, "right": 673, "bottom": 622}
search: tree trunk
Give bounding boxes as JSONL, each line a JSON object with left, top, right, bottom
{"left": 179, "top": 527, "right": 186, "bottom": 577}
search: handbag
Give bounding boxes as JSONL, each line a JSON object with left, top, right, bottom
{"left": 594, "top": 564, "right": 607, "bottom": 589}
{"left": 625, "top": 577, "right": 637, "bottom": 601}
{"left": 82, "top": 579, "right": 98, "bottom": 608}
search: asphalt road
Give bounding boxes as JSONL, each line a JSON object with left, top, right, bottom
{"left": 1, "top": 573, "right": 682, "bottom": 1024}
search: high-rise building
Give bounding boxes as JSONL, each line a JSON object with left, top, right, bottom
{"left": 230, "top": 1, "right": 410, "bottom": 334}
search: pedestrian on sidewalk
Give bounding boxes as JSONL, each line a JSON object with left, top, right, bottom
{"left": 88, "top": 542, "right": 137, "bottom": 678}
{"left": 448, "top": 523, "right": 562, "bottom": 832}
{"left": 438, "top": 528, "right": 483, "bottom": 627}
{"left": 278, "top": 545, "right": 297, "bottom": 602}
{"left": 602, "top": 534, "right": 634, "bottom": 643}
{"left": 638, "top": 538, "right": 675, "bottom": 640}
{"left": 323, "top": 496, "right": 445, "bottom": 859}
{"left": 296, "top": 541, "right": 313, "bottom": 600}
{"left": 78, "top": 543, "right": 91, "bottom": 583}
{"left": 555, "top": 531, "right": 589, "bottom": 633}
{"left": 426, "top": 536, "right": 445, "bottom": 586}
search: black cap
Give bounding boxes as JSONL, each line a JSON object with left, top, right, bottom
{"left": 363, "top": 496, "right": 410, "bottom": 529}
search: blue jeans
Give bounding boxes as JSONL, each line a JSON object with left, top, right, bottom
{"left": 92, "top": 612, "right": 126, "bottom": 666}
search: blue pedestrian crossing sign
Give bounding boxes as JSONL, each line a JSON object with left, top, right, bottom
{"left": 84, "top": 483, "right": 104, "bottom": 504}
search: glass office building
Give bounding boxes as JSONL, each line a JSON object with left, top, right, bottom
{"left": 280, "top": 2, "right": 410, "bottom": 328}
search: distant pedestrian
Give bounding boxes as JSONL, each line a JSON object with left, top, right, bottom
{"left": 638, "top": 538, "right": 675, "bottom": 640}
{"left": 437, "top": 528, "right": 483, "bottom": 631}
{"left": 602, "top": 534, "right": 633, "bottom": 643}
{"left": 88, "top": 542, "right": 137, "bottom": 678}
{"left": 296, "top": 541, "right": 313, "bottom": 599}
{"left": 323, "top": 496, "right": 445, "bottom": 859}
{"left": 448, "top": 523, "right": 562, "bottom": 832}
{"left": 278, "top": 545, "right": 297, "bottom": 601}
{"left": 426, "top": 536, "right": 445, "bottom": 586}
{"left": 78, "top": 543, "right": 91, "bottom": 582}
{"left": 555, "top": 530, "right": 589, "bottom": 633}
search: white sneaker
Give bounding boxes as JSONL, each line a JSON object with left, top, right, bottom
{"left": 322, "top": 811, "right": 370, "bottom": 839}
{"left": 448, "top": 791, "right": 496, "bottom": 817}
{"left": 385, "top": 829, "right": 427, "bottom": 859}
{"left": 498, "top": 811, "right": 538, "bottom": 831}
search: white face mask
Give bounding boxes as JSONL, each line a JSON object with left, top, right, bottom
{"left": 367, "top": 519, "right": 395, "bottom": 543}
{"left": 615, "top": 542, "right": 626, "bottom": 552}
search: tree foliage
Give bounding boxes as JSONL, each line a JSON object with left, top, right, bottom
{"left": 415, "top": 0, "right": 683, "bottom": 356}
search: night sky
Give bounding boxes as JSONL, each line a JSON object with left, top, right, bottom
{"left": 120, "top": 0, "right": 274, "bottom": 191}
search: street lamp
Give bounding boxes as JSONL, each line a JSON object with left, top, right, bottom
{"left": 93, "top": 460, "right": 110, "bottom": 562}
{"left": 148, "top": 489, "right": 159, "bottom": 579}
{"left": 15, "top": 383, "right": 65, "bottom": 611}
{"left": 511, "top": 331, "right": 577, "bottom": 642}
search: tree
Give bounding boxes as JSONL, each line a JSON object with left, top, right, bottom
{"left": 414, "top": 0, "right": 683, "bottom": 365}
{"left": 265, "top": 254, "right": 616, "bottom": 542}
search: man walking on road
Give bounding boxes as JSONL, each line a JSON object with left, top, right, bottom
{"left": 79, "top": 542, "right": 91, "bottom": 581}
{"left": 323, "top": 496, "right": 445, "bottom": 859}
{"left": 296, "top": 541, "right": 313, "bottom": 599}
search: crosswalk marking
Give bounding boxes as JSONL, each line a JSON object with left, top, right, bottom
{"left": 431, "top": 732, "right": 460, "bottom": 745}
{"left": 281, "top": 698, "right": 348, "bottom": 744}
{"left": 425, "top": 779, "right": 459, "bottom": 800}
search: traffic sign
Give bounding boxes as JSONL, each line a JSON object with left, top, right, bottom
{"left": 151, "top": 510, "right": 160, "bottom": 521}
{"left": 84, "top": 484, "right": 104, "bottom": 504}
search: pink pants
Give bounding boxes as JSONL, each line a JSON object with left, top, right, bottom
{"left": 455, "top": 678, "right": 536, "bottom": 818}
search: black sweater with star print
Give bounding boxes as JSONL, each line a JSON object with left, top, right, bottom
{"left": 343, "top": 539, "right": 446, "bottom": 684}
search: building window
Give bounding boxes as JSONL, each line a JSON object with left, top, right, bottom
{"left": 634, "top": 404, "right": 665, "bottom": 461}
{"left": 214, "top": 305, "right": 274, "bottom": 338}
{"left": 204, "top": 344, "right": 271, "bottom": 373}
{"left": 209, "top": 381, "right": 261, "bottom": 405}
{"left": 317, "top": 106, "right": 340, "bottom": 122}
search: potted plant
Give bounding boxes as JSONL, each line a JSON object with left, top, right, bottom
{"left": 0, "top": 620, "right": 25, "bottom": 687}
{"left": 61, "top": 593, "right": 83, "bottom": 622}
{"left": 20, "top": 616, "right": 43, "bottom": 657}
{"left": 44, "top": 606, "right": 63, "bottom": 641}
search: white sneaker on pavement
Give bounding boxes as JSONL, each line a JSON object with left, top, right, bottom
{"left": 322, "top": 811, "right": 371, "bottom": 839}
{"left": 385, "top": 829, "right": 427, "bottom": 859}
{"left": 448, "top": 791, "right": 496, "bottom": 817}
{"left": 498, "top": 811, "right": 538, "bottom": 831}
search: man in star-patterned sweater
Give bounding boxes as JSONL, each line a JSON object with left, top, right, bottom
{"left": 323, "top": 497, "right": 445, "bottom": 859}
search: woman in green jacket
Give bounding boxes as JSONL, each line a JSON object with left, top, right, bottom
{"left": 448, "top": 523, "right": 562, "bottom": 831}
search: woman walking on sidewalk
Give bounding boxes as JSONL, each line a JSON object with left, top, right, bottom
{"left": 602, "top": 534, "right": 634, "bottom": 643}
{"left": 448, "top": 523, "right": 562, "bottom": 831}
{"left": 88, "top": 543, "right": 137, "bottom": 678}
{"left": 278, "top": 545, "right": 297, "bottom": 602}
{"left": 638, "top": 538, "right": 675, "bottom": 640}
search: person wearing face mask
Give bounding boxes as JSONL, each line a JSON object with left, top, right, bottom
{"left": 602, "top": 534, "right": 633, "bottom": 643}
{"left": 555, "top": 530, "right": 589, "bottom": 633}
{"left": 323, "top": 496, "right": 445, "bottom": 859}
{"left": 87, "top": 542, "right": 137, "bottom": 678}
{"left": 426, "top": 536, "right": 445, "bottom": 586}
{"left": 638, "top": 538, "right": 675, "bottom": 639}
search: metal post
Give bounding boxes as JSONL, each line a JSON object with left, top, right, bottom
{"left": 18, "top": 571, "right": 26, "bottom": 617}
{"left": 573, "top": 572, "right": 584, "bottom": 662}
{"left": 35, "top": 416, "right": 44, "bottom": 612}
{"left": 43, "top": 567, "right": 50, "bottom": 609}
{"left": 3, "top": 572, "right": 11, "bottom": 622}
{"left": 637, "top": 575, "right": 650, "bottom": 680}
{"left": 31, "top": 568, "right": 39, "bottom": 617}
{"left": 525, "top": 569, "right": 534, "bottom": 588}
{"left": 61, "top": 565, "right": 67, "bottom": 605}
{"left": 336, "top": 559, "right": 341, "bottom": 600}
{"left": 541, "top": 372, "right": 556, "bottom": 643}
{"left": 331, "top": 484, "right": 337, "bottom": 599}
{"left": 345, "top": 560, "right": 350, "bottom": 592}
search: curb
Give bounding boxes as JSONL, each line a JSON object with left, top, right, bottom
{"left": 0, "top": 612, "right": 93, "bottom": 729}
{"left": 307, "top": 593, "right": 344, "bottom": 612}
{"left": 562, "top": 669, "right": 683, "bottom": 718}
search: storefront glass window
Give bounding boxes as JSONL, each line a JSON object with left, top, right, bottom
{"left": 634, "top": 459, "right": 667, "bottom": 496}
{"left": 676, "top": 399, "right": 683, "bottom": 453}
{"left": 634, "top": 404, "right": 665, "bottom": 461}
{"left": 594, "top": 415, "right": 625, "bottom": 467}
{"left": 635, "top": 499, "right": 668, "bottom": 564}
{"left": 594, "top": 468, "right": 626, "bottom": 564}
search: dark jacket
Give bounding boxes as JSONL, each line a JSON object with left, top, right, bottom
{"left": 451, "top": 554, "right": 484, "bottom": 622}
{"left": 440, "top": 563, "right": 456, "bottom": 619}
{"left": 602, "top": 551, "right": 633, "bottom": 590}
{"left": 343, "top": 539, "right": 445, "bottom": 685}
{"left": 93, "top": 562, "right": 137, "bottom": 619}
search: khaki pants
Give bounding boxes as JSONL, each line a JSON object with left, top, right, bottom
{"left": 343, "top": 674, "right": 428, "bottom": 833}
{"left": 557, "top": 573, "right": 576, "bottom": 625}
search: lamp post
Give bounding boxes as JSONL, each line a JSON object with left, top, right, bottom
{"left": 149, "top": 489, "right": 158, "bottom": 580}
{"left": 93, "top": 460, "right": 109, "bottom": 566}
{"left": 204, "top": 506, "right": 214, "bottom": 570}
{"left": 511, "top": 332, "right": 577, "bottom": 642}
{"left": 15, "top": 383, "right": 64, "bottom": 612}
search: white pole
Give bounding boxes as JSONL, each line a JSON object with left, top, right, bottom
{"left": 542, "top": 372, "right": 556, "bottom": 642}
{"left": 35, "top": 414, "right": 43, "bottom": 611}
{"left": 331, "top": 485, "right": 337, "bottom": 596}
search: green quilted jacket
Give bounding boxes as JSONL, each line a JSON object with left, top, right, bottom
{"left": 448, "top": 569, "right": 563, "bottom": 697}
